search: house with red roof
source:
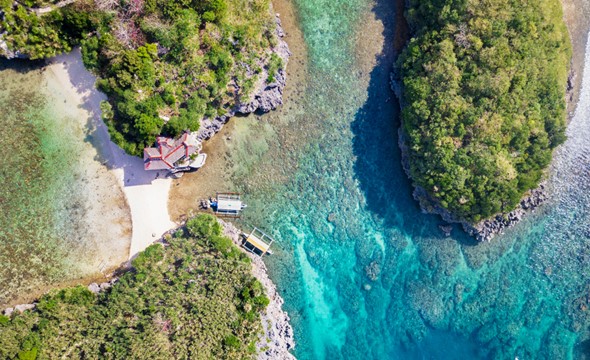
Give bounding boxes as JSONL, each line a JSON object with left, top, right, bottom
{"left": 143, "top": 133, "right": 199, "bottom": 171}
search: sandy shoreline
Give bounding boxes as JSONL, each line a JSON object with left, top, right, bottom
{"left": 47, "top": 49, "right": 175, "bottom": 260}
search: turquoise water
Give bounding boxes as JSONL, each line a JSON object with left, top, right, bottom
{"left": 228, "top": 0, "right": 590, "bottom": 358}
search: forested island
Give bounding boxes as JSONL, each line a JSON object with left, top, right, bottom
{"left": 0, "top": 215, "right": 273, "bottom": 359}
{"left": 396, "top": 0, "right": 571, "bottom": 234}
{"left": 0, "top": 0, "right": 284, "bottom": 155}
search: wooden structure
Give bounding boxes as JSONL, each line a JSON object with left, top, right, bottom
{"left": 143, "top": 133, "right": 199, "bottom": 171}
{"left": 214, "top": 192, "right": 244, "bottom": 218}
{"left": 242, "top": 227, "right": 274, "bottom": 256}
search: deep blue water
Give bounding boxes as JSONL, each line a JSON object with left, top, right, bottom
{"left": 226, "top": 0, "right": 590, "bottom": 358}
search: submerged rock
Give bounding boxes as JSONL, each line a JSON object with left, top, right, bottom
{"left": 439, "top": 225, "right": 453, "bottom": 237}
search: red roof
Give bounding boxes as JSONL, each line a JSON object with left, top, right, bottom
{"left": 143, "top": 133, "right": 198, "bottom": 170}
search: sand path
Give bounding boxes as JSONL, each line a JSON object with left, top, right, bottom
{"left": 47, "top": 49, "right": 175, "bottom": 260}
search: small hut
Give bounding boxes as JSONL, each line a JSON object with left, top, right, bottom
{"left": 242, "top": 227, "right": 274, "bottom": 256}
{"left": 143, "top": 133, "right": 199, "bottom": 171}
{"left": 214, "top": 192, "right": 245, "bottom": 218}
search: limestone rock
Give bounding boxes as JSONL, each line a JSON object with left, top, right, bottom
{"left": 88, "top": 283, "right": 101, "bottom": 293}
{"left": 14, "top": 303, "right": 35, "bottom": 313}
{"left": 197, "top": 14, "right": 291, "bottom": 142}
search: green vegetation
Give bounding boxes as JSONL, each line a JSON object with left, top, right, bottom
{"left": 397, "top": 0, "right": 571, "bottom": 222}
{"left": 1, "top": 0, "right": 282, "bottom": 155}
{"left": 0, "top": 214, "right": 268, "bottom": 359}
{"left": 0, "top": 1, "right": 94, "bottom": 59}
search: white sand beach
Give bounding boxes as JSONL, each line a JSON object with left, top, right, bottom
{"left": 47, "top": 49, "right": 175, "bottom": 260}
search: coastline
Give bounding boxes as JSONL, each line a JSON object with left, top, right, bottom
{"left": 220, "top": 220, "right": 296, "bottom": 359}
{"left": 2, "top": 7, "right": 297, "bottom": 357}
{"left": 4, "top": 218, "right": 296, "bottom": 359}
{"left": 196, "top": 13, "right": 291, "bottom": 142}
{"left": 392, "top": 1, "right": 590, "bottom": 241}
{"left": 47, "top": 49, "right": 176, "bottom": 258}
{"left": 0, "top": 54, "right": 132, "bottom": 307}
{"left": 168, "top": 0, "right": 306, "bottom": 221}
{"left": 561, "top": 0, "right": 590, "bottom": 116}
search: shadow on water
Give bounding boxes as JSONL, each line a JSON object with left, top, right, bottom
{"left": 350, "top": 0, "right": 478, "bottom": 246}
{"left": 350, "top": 0, "right": 435, "bottom": 237}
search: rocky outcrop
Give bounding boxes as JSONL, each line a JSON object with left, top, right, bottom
{"left": 197, "top": 14, "right": 291, "bottom": 141}
{"left": 4, "top": 303, "right": 36, "bottom": 317}
{"left": 392, "top": 73, "right": 550, "bottom": 242}
{"left": 462, "top": 183, "right": 548, "bottom": 241}
{"left": 0, "top": 37, "right": 27, "bottom": 60}
{"left": 219, "top": 220, "right": 296, "bottom": 360}
{"left": 410, "top": 182, "right": 548, "bottom": 242}
{"left": 251, "top": 257, "right": 296, "bottom": 360}
{"left": 87, "top": 278, "right": 118, "bottom": 294}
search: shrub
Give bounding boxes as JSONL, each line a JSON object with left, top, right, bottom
{"left": 186, "top": 214, "right": 222, "bottom": 238}
{"left": 397, "top": 0, "right": 570, "bottom": 222}
{"left": 266, "top": 53, "right": 282, "bottom": 83}
{"left": 132, "top": 244, "right": 164, "bottom": 270}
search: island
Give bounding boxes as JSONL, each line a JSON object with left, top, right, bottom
{"left": 1, "top": 0, "right": 289, "bottom": 155}
{"left": 394, "top": 0, "right": 572, "bottom": 240}
{"left": 0, "top": 214, "right": 294, "bottom": 359}
{"left": 0, "top": 0, "right": 294, "bottom": 358}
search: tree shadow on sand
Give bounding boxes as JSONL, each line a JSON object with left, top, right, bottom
{"left": 54, "top": 48, "right": 159, "bottom": 187}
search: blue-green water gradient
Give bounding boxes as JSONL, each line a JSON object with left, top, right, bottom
{"left": 227, "top": 0, "right": 590, "bottom": 358}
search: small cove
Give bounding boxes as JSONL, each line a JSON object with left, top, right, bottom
{"left": 173, "top": 0, "right": 590, "bottom": 358}
{"left": 0, "top": 0, "right": 590, "bottom": 357}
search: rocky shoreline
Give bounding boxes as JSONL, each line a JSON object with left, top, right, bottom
{"left": 392, "top": 69, "right": 552, "bottom": 242}
{"left": 219, "top": 220, "right": 296, "bottom": 360}
{"left": 3, "top": 219, "right": 296, "bottom": 359}
{"left": 196, "top": 14, "right": 291, "bottom": 141}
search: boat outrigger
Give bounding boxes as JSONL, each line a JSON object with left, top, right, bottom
{"left": 210, "top": 192, "right": 247, "bottom": 218}
{"left": 242, "top": 226, "right": 274, "bottom": 256}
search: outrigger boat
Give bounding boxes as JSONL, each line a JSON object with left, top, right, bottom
{"left": 211, "top": 192, "right": 246, "bottom": 218}
{"left": 241, "top": 226, "right": 274, "bottom": 256}
{"left": 189, "top": 153, "right": 207, "bottom": 169}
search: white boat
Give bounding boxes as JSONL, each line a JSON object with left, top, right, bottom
{"left": 189, "top": 153, "right": 207, "bottom": 169}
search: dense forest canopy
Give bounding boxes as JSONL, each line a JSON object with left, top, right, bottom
{"left": 0, "top": 214, "right": 269, "bottom": 359}
{"left": 0, "top": 0, "right": 282, "bottom": 155}
{"left": 397, "top": 0, "right": 571, "bottom": 223}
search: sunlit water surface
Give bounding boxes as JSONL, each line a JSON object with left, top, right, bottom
{"left": 1, "top": 0, "right": 590, "bottom": 357}
{"left": 0, "top": 60, "right": 130, "bottom": 306}
{"left": 219, "top": 0, "right": 590, "bottom": 358}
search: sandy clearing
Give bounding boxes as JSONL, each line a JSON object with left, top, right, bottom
{"left": 47, "top": 49, "right": 175, "bottom": 260}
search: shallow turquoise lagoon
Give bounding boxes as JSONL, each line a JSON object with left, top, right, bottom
{"left": 233, "top": 0, "right": 590, "bottom": 358}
